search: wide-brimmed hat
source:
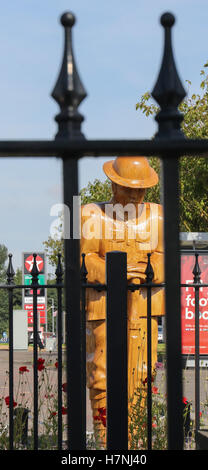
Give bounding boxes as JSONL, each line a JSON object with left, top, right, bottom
{"left": 103, "top": 156, "right": 158, "bottom": 188}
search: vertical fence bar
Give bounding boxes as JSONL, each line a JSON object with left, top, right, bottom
{"left": 56, "top": 253, "right": 63, "bottom": 449}
{"left": 193, "top": 253, "right": 201, "bottom": 434}
{"left": 7, "top": 254, "right": 15, "bottom": 450}
{"left": 163, "top": 157, "right": 183, "bottom": 449}
{"left": 52, "top": 11, "right": 87, "bottom": 450}
{"left": 145, "top": 253, "right": 154, "bottom": 450}
{"left": 151, "top": 12, "right": 186, "bottom": 450}
{"left": 31, "top": 254, "right": 39, "bottom": 450}
{"left": 63, "top": 158, "right": 85, "bottom": 450}
{"left": 80, "top": 253, "right": 87, "bottom": 438}
{"left": 106, "top": 251, "right": 128, "bottom": 449}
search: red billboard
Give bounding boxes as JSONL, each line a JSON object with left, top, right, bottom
{"left": 181, "top": 254, "right": 208, "bottom": 355}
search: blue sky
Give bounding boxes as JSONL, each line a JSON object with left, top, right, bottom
{"left": 0, "top": 0, "right": 207, "bottom": 270}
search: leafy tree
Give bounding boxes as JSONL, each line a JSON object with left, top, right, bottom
{"left": 80, "top": 178, "right": 112, "bottom": 204}
{"left": 0, "top": 245, "right": 8, "bottom": 280}
{"left": 13, "top": 268, "right": 23, "bottom": 310}
{"left": 0, "top": 248, "right": 24, "bottom": 333}
{"left": 136, "top": 62, "right": 208, "bottom": 231}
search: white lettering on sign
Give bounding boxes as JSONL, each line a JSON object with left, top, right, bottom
{"left": 185, "top": 308, "right": 208, "bottom": 320}
{"left": 185, "top": 295, "right": 208, "bottom": 307}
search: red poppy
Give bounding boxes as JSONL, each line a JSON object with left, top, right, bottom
{"left": 94, "top": 415, "right": 100, "bottom": 422}
{"left": 98, "top": 407, "right": 106, "bottom": 416}
{"left": 142, "top": 376, "right": 154, "bottom": 386}
{"left": 152, "top": 386, "right": 158, "bottom": 394}
{"left": 5, "top": 396, "right": 17, "bottom": 408}
{"left": 19, "top": 366, "right": 29, "bottom": 374}
{"left": 183, "top": 397, "right": 188, "bottom": 405}
{"left": 62, "top": 383, "right": 67, "bottom": 393}
{"left": 101, "top": 416, "right": 106, "bottom": 427}
{"left": 62, "top": 406, "right": 67, "bottom": 415}
{"left": 55, "top": 362, "right": 58, "bottom": 369}
{"left": 37, "top": 358, "right": 45, "bottom": 371}
{"left": 49, "top": 411, "right": 57, "bottom": 419}
{"left": 94, "top": 407, "right": 106, "bottom": 428}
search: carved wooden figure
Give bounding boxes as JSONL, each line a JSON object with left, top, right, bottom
{"left": 80, "top": 156, "right": 164, "bottom": 444}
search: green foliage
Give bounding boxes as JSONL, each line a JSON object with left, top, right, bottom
{"left": 0, "top": 356, "right": 67, "bottom": 449}
{"left": 13, "top": 268, "right": 23, "bottom": 310}
{"left": 136, "top": 62, "right": 208, "bottom": 232}
{"left": 80, "top": 178, "right": 112, "bottom": 204}
{"left": 43, "top": 237, "right": 64, "bottom": 270}
{"left": 0, "top": 247, "right": 23, "bottom": 334}
{"left": 129, "top": 385, "right": 168, "bottom": 450}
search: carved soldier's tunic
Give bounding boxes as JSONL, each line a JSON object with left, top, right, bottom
{"left": 81, "top": 193, "right": 164, "bottom": 441}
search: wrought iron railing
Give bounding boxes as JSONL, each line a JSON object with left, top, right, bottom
{"left": 0, "top": 253, "right": 64, "bottom": 450}
{"left": 0, "top": 247, "right": 208, "bottom": 449}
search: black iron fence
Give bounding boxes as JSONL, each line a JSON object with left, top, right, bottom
{"left": 0, "top": 253, "right": 64, "bottom": 450}
{"left": 0, "top": 9, "right": 207, "bottom": 451}
{"left": 81, "top": 249, "right": 208, "bottom": 450}
{"left": 0, "top": 248, "right": 207, "bottom": 449}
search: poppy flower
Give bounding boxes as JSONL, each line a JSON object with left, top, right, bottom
{"left": 55, "top": 362, "right": 58, "bottom": 369}
{"left": 19, "top": 366, "right": 29, "bottom": 374}
{"left": 98, "top": 407, "right": 106, "bottom": 416}
{"left": 142, "top": 376, "right": 154, "bottom": 386}
{"left": 37, "top": 358, "right": 45, "bottom": 371}
{"left": 5, "top": 396, "right": 17, "bottom": 408}
{"left": 183, "top": 397, "right": 188, "bottom": 405}
{"left": 49, "top": 411, "right": 57, "bottom": 419}
{"left": 94, "top": 407, "right": 106, "bottom": 427}
{"left": 62, "top": 406, "right": 67, "bottom": 415}
{"left": 152, "top": 386, "right": 158, "bottom": 394}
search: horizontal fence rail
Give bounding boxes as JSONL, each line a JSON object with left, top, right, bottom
{"left": 0, "top": 139, "right": 208, "bottom": 157}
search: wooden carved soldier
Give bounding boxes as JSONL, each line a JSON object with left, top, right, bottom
{"left": 80, "top": 156, "right": 164, "bottom": 442}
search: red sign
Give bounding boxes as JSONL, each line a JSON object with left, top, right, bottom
{"left": 25, "top": 304, "right": 46, "bottom": 325}
{"left": 25, "top": 254, "right": 44, "bottom": 273}
{"left": 181, "top": 254, "right": 208, "bottom": 355}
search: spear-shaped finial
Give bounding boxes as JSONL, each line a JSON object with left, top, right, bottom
{"left": 145, "top": 253, "right": 154, "bottom": 283}
{"left": 6, "top": 254, "right": 15, "bottom": 285}
{"left": 80, "top": 253, "right": 88, "bottom": 283}
{"left": 31, "top": 253, "right": 39, "bottom": 286}
{"left": 52, "top": 12, "right": 87, "bottom": 140}
{"left": 55, "top": 253, "right": 63, "bottom": 283}
{"left": 192, "top": 253, "right": 201, "bottom": 284}
{"left": 152, "top": 12, "right": 186, "bottom": 139}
